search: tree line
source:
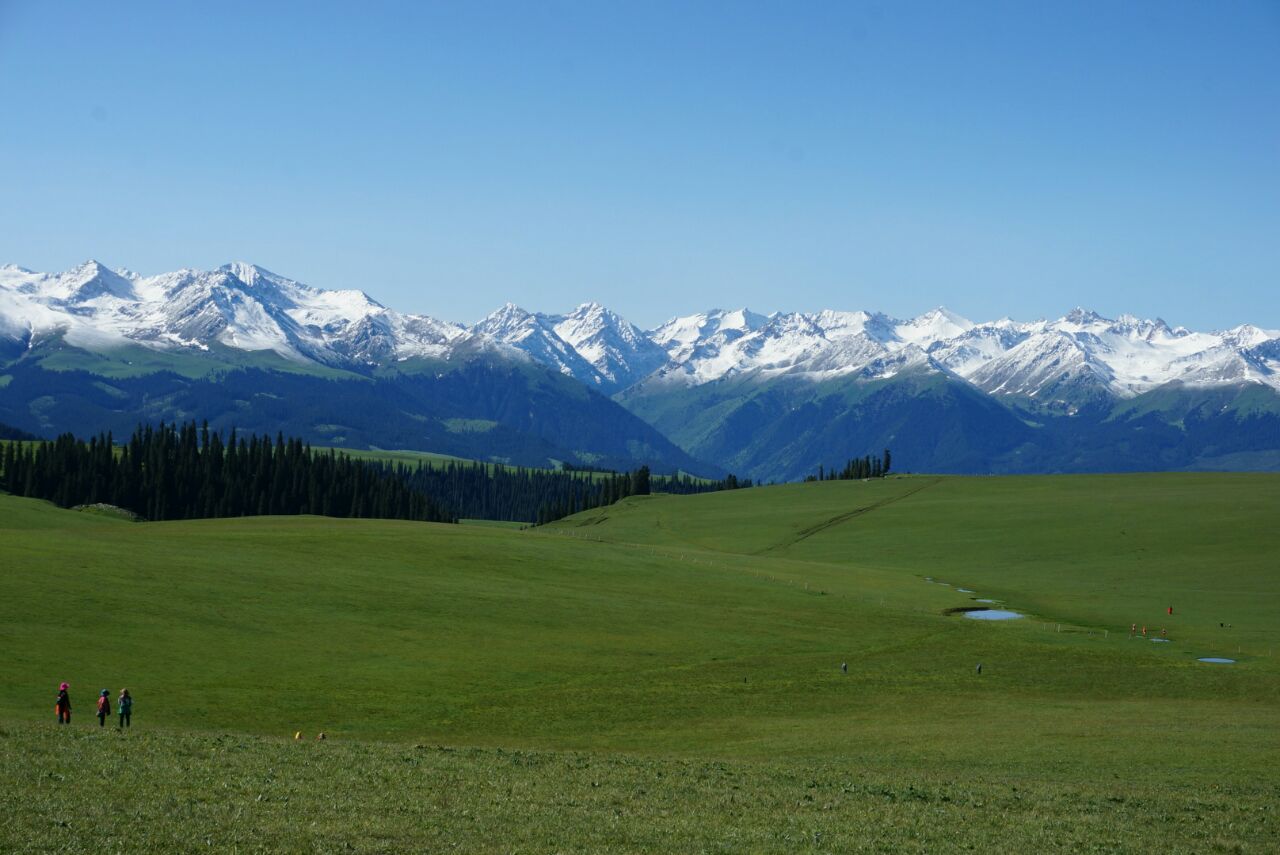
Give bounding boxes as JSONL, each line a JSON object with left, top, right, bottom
{"left": 0, "top": 422, "right": 454, "bottom": 523}
{"left": 400, "top": 462, "right": 750, "bottom": 525}
{"left": 0, "top": 421, "right": 750, "bottom": 525}
{"left": 805, "top": 449, "right": 892, "bottom": 482}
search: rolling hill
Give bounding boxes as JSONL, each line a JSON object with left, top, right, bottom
{"left": 1, "top": 473, "right": 1278, "bottom": 849}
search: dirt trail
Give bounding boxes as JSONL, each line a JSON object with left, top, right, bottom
{"left": 756, "top": 477, "right": 941, "bottom": 554}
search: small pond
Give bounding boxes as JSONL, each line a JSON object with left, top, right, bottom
{"left": 964, "top": 609, "right": 1023, "bottom": 621}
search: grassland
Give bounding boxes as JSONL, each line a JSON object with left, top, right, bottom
{"left": 1, "top": 473, "right": 1277, "bottom": 851}
{"left": 3, "top": 727, "right": 1271, "bottom": 854}
{"left": 318, "top": 446, "right": 477, "bottom": 467}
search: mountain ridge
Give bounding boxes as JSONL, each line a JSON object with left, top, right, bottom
{"left": 4, "top": 260, "right": 1279, "bottom": 480}
{"left": 4, "top": 259, "right": 1277, "bottom": 405}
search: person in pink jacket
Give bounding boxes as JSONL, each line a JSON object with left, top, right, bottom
{"left": 55, "top": 682, "right": 71, "bottom": 724}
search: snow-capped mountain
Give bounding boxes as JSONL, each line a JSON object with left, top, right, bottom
{"left": 2, "top": 259, "right": 1278, "bottom": 403}
{"left": 649, "top": 308, "right": 769, "bottom": 364}
{"left": 552, "top": 302, "right": 669, "bottom": 392}
{"left": 471, "top": 301, "right": 670, "bottom": 393}
{"left": 0, "top": 260, "right": 465, "bottom": 366}
{"left": 471, "top": 302, "right": 605, "bottom": 383}
{"left": 4, "top": 259, "right": 1280, "bottom": 481}
{"left": 640, "top": 305, "right": 1280, "bottom": 402}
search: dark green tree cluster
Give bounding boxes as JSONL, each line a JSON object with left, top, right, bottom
{"left": 805, "top": 449, "right": 892, "bottom": 482}
{"left": 0, "top": 422, "right": 454, "bottom": 523}
{"left": 658, "top": 471, "right": 750, "bottom": 493}
{"left": 399, "top": 461, "right": 749, "bottom": 526}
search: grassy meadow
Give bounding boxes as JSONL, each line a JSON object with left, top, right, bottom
{"left": 0, "top": 473, "right": 1277, "bottom": 850}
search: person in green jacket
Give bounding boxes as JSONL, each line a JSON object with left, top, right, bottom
{"left": 117, "top": 689, "right": 133, "bottom": 729}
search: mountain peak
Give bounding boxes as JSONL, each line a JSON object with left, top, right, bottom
{"left": 60, "top": 259, "right": 137, "bottom": 302}
{"left": 489, "top": 301, "right": 530, "bottom": 319}
{"left": 908, "top": 306, "right": 973, "bottom": 329}
{"left": 218, "top": 261, "right": 284, "bottom": 287}
{"left": 71, "top": 259, "right": 110, "bottom": 275}
{"left": 932, "top": 305, "right": 971, "bottom": 322}
{"left": 1063, "top": 307, "right": 1107, "bottom": 325}
{"left": 559, "top": 301, "right": 619, "bottom": 326}
{"left": 1221, "top": 324, "right": 1273, "bottom": 349}
{"left": 474, "top": 303, "right": 536, "bottom": 337}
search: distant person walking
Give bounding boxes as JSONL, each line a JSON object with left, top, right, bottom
{"left": 976, "top": 663, "right": 983, "bottom": 675}
{"left": 1141, "top": 625, "right": 1147, "bottom": 638}
{"left": 117, "top": 689, "right": 132, "bottom": 729}
{"left": 96, "top": 690, "right": 111, "bottom": 727}
{"left": 1130, "top": 623, "right": 1136, "bottom": 638}
{"left": 1168, "top": 606, "right": 1174, "bottom": 616}
{"left": 55, "top": 682, "right": 71, "bottom": 724}
{"left": 841, "top": 662, "right": 848, "bottom": 674}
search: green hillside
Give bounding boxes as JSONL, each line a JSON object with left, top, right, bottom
{"left": 1, "top": 474, "right": 1277, "bottom": 850}
{"left": 557, "top": 473, "right": 1279, "bottom": 656}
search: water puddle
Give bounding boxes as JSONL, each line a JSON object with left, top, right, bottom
{"left": 956, "top": 588, "right": 974, "bottom": 593}
{"left": 963, "top": 609, "right": 1023, "bottom": 621}
{"left": 1150, "top": 638, "right": 1171, "bottom": 643}
{"left": 1197, "top": 657, "right": 1235, "bottom": 664}
{"left": 973, "top": 598, "right": 1000, "bottom": 604}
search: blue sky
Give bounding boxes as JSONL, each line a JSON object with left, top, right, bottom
{"left": 1, "top": 1, "right": 1276, "bottom": 329}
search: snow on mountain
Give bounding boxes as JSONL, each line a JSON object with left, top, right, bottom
{"left": 636, "top": 303, "right": 1280, "bottom": 399}
{"left": 966, "top": 331, "right": 1114, "bottom": 402}
{"left": 471, "top": 303, "right": 607, "bottom": 386}
{"left": 551, "top": 302, "right": 670, "bottom": 392}
{"left": 2, "top": 259, "right": 1277, "bottom": 399}
{"left": 808, "top": 309, "right": 900, "bottom": 344}
{"left": 53, "top": 260, "right": 140, "bottom": 303}
{"left": 960, "top": 309, "right": 1260, "bottom": 399}
{"left": 649, "top": 308, "right": 769, "bottom": 364}
{"left": 467, "top": 301, "right": 670, "bottom": 392}
{"left": 896, "top": 307, "right": 974, "bottom": 347}
{"left": 642, "top": 308, "right": 948, "bottom": 387}
{"left": 0, "top": 260, "right": 465, "bottom": 366}
{"left": 926, "top": 321, "right": 1030, "bottom": 377}
{"left": 0, "top": 261, "right": 144, "bottom": 352}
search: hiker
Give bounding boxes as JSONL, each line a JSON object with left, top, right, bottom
{"left": 117, "top": 689, "right": 132, "bottom": 729}
{"left": 1141, "top": 625, "right": 1147, "bottom": 637}
{"left": 1168, "top": 606, "right": 1174, "bottom": 616}
{"left": 96, "top": 690, "right": 111, "bottom": 727}
{"left": 1160, "top": 627, "right": 1167, "bottom": 639}
{"left": 55, "top": 682, "right": 71, "bottom": 724}
{"left": 841, "top": 662, "right": 848, "bottom": 674}
{"left": 1130, "top": 623, "right": 1136, "bottom": 637}
{"left": 976, "top": 663, "right": 983, "bottom": 675}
